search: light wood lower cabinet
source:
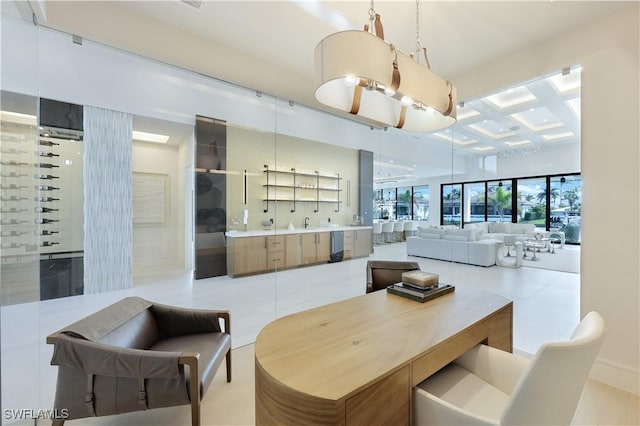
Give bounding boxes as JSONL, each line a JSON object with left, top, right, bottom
{"left": 284, "top": 234, "right": 301, "bottom": 268}
{"left": 343, "top": 230, "right": 354, "bottom": 259}
{"left": 228, "top": 236, "right": 268, "bottom": 276}
{"left": 227, "top": 228, "right": 370, "bottom": 277}
{"left": 344, "top": 229, "right": 371, "bottom": 259}
{"left": 266, "top": 235, "right": 285, "bottom": 270}
{"left": 353, "top": 229, "right": 372, "bottom": 257}
{"left": 302, "top": 232, "right": 330, "bottom": 265}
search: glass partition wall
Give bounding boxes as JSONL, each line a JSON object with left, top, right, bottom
{"left": 1, "top": 11, "right": 460, "bottom": 422}
{"left": 1, "top": 4, "right": 583, "bottom": 422}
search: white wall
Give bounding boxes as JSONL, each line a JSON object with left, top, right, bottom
{"left": 131, "top": 141, "right": 185, "bottom": 274}
{"left": 452, "top": 5, "right": 639, "bottom": 394}
{"left": 226, "top": 127, "right": 360, "bottom": 230}
{"left": 460, "top": 142, "right": 580, "bottom": 181}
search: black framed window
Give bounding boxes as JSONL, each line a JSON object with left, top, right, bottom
{"left": 441, "top": 173, "right": 580, "bottom": 244}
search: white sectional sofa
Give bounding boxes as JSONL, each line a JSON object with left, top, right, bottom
{"left": 406, "top": 227, "right": 501, "bottom": 267}
{"left": 464, "top": 221, "right": 538, "bottom": 242}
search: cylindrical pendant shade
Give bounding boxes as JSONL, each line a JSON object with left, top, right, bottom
{"left": 314, "top": 30, "right": 457, "bottom": 132}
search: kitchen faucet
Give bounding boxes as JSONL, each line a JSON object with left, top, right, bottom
{"left": 304, "top": 217, "right": 310, "bottom": 229}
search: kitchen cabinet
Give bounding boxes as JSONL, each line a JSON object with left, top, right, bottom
{"left": 301, "top": 232, "right": 330, "bottom": 265}
{"left": 343, "top": 230, "right": 354, "bottom": 259}
{"left": 284, "top": 234, "right": 301, "bottom": 268}
{"left": 266, "top": 235, "right": 285, "bottom": 270}
{"left": 226, "top": 226, "right": 371, "bottom": 277}
{"left": 353, "top": 229, "right": 372, "bottom": 257}
{"left": 228, "top": 236, "right": 268, "bottom": 276}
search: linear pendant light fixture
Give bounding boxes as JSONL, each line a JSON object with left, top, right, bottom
{"left": 314, "top": 0, "right": 456, "bottom": 132}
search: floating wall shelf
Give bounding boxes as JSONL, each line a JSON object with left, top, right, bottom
{"left": 263, "top": 165, "right": 341, "bottom": 213}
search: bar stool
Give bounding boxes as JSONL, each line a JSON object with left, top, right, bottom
{"left": 381, "top": 222, "right": 394, "bottom": 243}
{"left": 372, "top": 222, "right": 383, "bottom": 245}
{"left": 393, "top": 221, "right": 405, "bottom": 242}
{"left": 403, "top": 221, "right": 416, "bottom": 238}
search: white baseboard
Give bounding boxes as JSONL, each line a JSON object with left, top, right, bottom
{"left": 589, "top": 357, "right": 640, "bottom": 395}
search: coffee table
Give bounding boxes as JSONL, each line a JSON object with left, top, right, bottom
{"left": 524, "top": 238, "right": 549, "bottom": 261}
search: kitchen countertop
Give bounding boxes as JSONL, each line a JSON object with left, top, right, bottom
{"left": 225, "top": 225, "right": 372, "bottom": 238}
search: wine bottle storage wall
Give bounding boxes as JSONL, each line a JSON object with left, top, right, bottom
{"left": 37, "top": 133, "right": 62, "bottom": 251}
{"left": 1, "top": 120, "right": 39, "bottom": 253}
{"left": 1, "top": 114, "right": 40, "bottom": 304}
{"left": 37, "top": 127, "right": 84, "bottom": 255}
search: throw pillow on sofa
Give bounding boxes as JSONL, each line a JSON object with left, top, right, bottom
{"left": 418, "top": 227, "right": 446, "bottom": 238}
{"left": 464, "top": 223, "right": 485, "bottom": 241}
{"left": 445, "top": 228, "right": 476, "bottom": 241}
{"left": 488, "top": 222, "right": 511, "bottom": 233}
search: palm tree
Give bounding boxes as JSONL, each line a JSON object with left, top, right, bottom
{"left": 444, "top": 188, "right": 461, "bottom": 200}
{"left": 536, "top": 187, "right": 560, "bottom": 205}
{"left": 563, "top": 188, "right": 580, "bottom": 212}
{"left": 489, "top": 186, "right": 511, "bottom": 220}
{"left": 397, "top": 189, "right": 411, "bottom": 203}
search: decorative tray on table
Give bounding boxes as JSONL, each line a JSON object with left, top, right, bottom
{"left": 386, "top": 270, "right": 455, "bottom": 302}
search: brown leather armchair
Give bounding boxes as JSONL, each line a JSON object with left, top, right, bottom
{"left": 47, "top": 297, "right": 231, "bottom": 426}
{"left": 366, "top": 260, "right": 421, "bottom": 293}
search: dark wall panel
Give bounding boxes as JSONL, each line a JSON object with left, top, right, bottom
{"left": 358, "top": 150, "right": 374, "bottom": 226}
{"left": 194, "top": 116, "right": 227, "bottom": 279}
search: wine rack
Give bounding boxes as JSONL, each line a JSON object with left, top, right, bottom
{"left": 36, "top": 133, "right": 62, "bottom": 250}
{"left": 1, "top": 114, "right": 40, "bottom": 304}
{"left": 1, "top": 97, "right": 85, "bottom": 305}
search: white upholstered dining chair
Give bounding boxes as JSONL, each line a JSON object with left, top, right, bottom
{"left": 413, "top": 311, "right": 605, "bottom": 426}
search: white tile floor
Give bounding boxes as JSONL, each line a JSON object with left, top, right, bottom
{"left": 1, "top": 241, "right": 580, "bottom": 424}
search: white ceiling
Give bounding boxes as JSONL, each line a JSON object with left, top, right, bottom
{"left": 15, "top": 1, "right": 633, "bottom": 182}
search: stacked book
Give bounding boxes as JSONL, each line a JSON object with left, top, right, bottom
{"left": 386, "top": 271, "right": 454, "bottom": 303}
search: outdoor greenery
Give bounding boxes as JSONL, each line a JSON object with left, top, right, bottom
{"left": 488, "top": 186, "right": 511, "bottom": 221}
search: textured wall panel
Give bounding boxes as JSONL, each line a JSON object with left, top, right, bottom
{"left": 83, "top": 106, "right": 132, "bottom": 294}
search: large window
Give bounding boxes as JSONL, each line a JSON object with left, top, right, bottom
{"left": 551, "top": 175, "right": 582, "bottom": 243}
{"left": 441, "top": 174, "right": 581, "bottom": 244}
{"left": 517, "top": 177, "right": 547, "bottom": 226}
{"left": 374, "top": 188, "right": 396, "bottom": 220}
{"left": 442, "top": 184, "right": 462, "bottom": 226}
{"left": 413, "top": 185, "right": 430, "bottom": 221}
{"left": 487, "top": 181, "right": 512, "bottom": 222}
{"left": 464, "top": 182, "right": 486, "bottom": 224}
{"left": 373, "top": 185, "right": 429, "bottom": 221}
{"left": 396, "top": 186, "right": 412, "bottom": 219}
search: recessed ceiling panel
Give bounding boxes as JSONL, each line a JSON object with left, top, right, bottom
{"left": 467, "top": 121, "right": 517, "bottom": 140}
{"left": 432, "top": 132, "right": 478, "bottom": 146}
{"left": 456, "top": 105, "right": 481, "bottom": 121}
{"left": 484, "top": 86, "right": 537, "bottom": 109}
{"left": 567, "top": 98, "right": 581, "bottom": 119}
{"left": 546, "top": 67, "right": 582, "bottom": 94}
{"left": 510, "top": 107, "right": 563, "bottom": 132}
{"left": 504, "top": 140, "right": 531, "bottom": 147}
{"left": 541, "top": 131, "right": 575, "bottom": 141}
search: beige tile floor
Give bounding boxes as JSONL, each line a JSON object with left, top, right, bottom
{"left": 1, "top": 242, "right": 637, "bottom": 425}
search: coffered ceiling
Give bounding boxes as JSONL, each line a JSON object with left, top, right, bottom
{"left": 8, "top": 1, "right": 632, "bottom": 182}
